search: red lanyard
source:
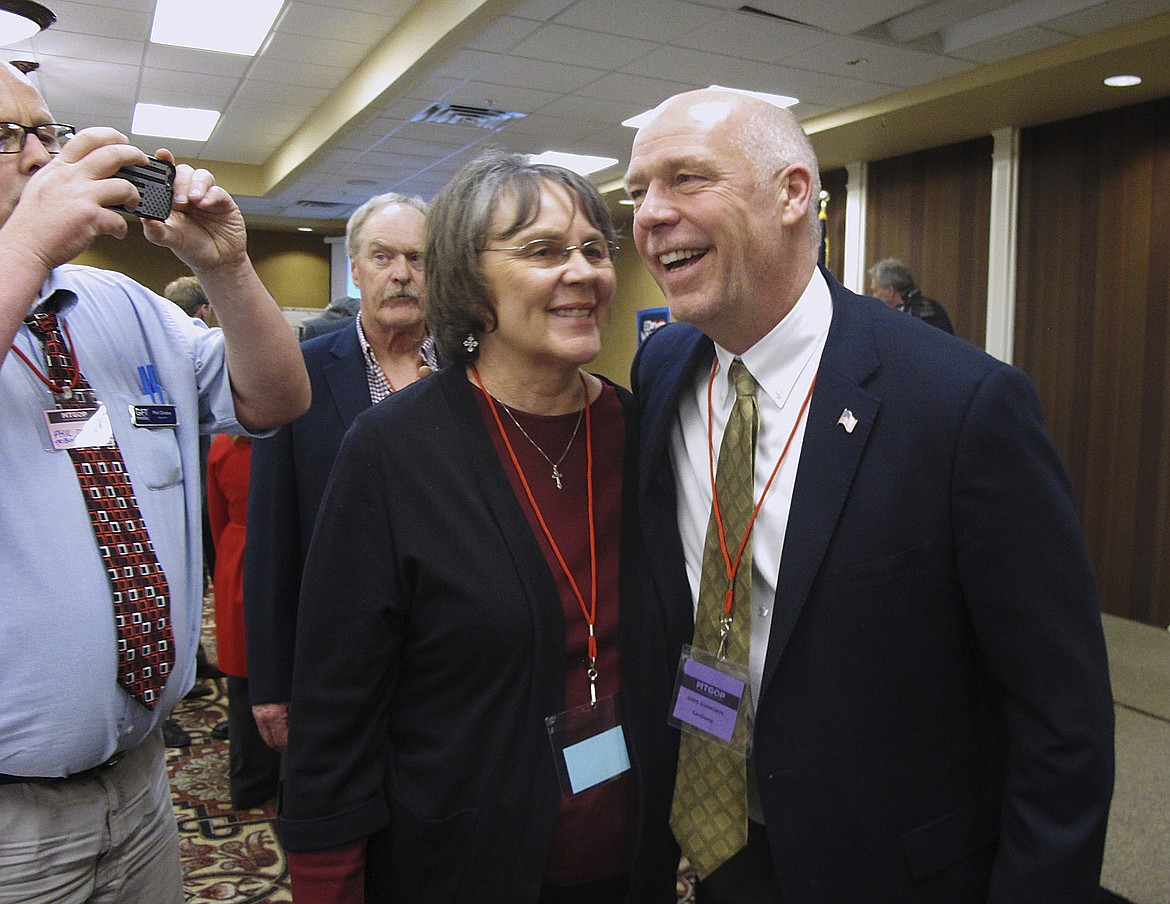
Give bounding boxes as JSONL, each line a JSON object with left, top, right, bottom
{"left": 707, "top": 358, "right": 818, "bottom": 618}
{"left": 471, "top": 366, "right": 601, "bottom": 698}
{"left": 10, "top": 317, "right": 82, "bottom": 399}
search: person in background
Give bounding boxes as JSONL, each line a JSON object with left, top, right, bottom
{"left": 161, "top": 272, "right": 226, "bottom": 746}
{"left": 163, "top": 273, "right": 210, "bottom": 323}
{"left": 300, "top": 294, "right": 359, "bottom": 340}
{"left": 625, "top": 87, "right": 1113, "bottom": 903}
{"left": 0, "top": 62, "right": 309, "bottom": 903}
{"left": 278, "top": 150, "right": 678, "bottom": 903}
{"left": 207, "top": 433, "right": 279, "bottom": 809}
{"left": 244, "top": 191, "right": 434, "bottom": 754}
{"left": 867, "top": 257, "right": 954, "bottom": 333}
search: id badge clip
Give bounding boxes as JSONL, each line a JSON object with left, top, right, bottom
{"left": 545, "top": 695, "right": 631, "bottom": 800}
{"left": 668, "top": 644, "right": 755, "bottom": 757}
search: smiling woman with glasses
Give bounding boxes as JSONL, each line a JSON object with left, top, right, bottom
{"left": 279, "top": 150, "right": 679, "bottom": 904}
{"left": 0, "top": 122, "right": 74, "bottom": 154}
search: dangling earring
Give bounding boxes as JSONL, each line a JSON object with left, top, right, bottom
{"left": 463, "top": 333, "right": 479, "bottom": 354}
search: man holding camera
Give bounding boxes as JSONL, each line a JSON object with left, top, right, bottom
{"left": 0, "top": 62, "right": 309, "bottom": 903}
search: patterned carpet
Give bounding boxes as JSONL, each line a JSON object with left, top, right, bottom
{"left": 167, "top": 677, "right": 291, "bottom": 903}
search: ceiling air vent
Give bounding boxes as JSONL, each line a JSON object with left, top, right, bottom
{"left": 292, "top": 200, "right": 350, "bottom": 215}
{"left": 412, "top": 103, "right": 526, "bottom": 131}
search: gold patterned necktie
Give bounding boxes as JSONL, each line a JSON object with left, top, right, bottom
{"left": 671, "top": 357, "right": 759, "bottom": 878}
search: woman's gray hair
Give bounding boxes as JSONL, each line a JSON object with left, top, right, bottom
{"left": 346, "top": 191, "right": 428, "bottom": 260}
{"left": 425, "top": 149, "right": 619, "bottom": 363}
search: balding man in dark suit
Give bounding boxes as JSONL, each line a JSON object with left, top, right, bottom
{"left": 625, "top": 88, "right": 1113, "bottom": 904}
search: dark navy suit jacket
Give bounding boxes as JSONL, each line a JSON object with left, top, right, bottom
{"left": 244, "top": 323, "right": 371, "bottom": 704}
{"left": 632, "top": 269, "right": 1114, "bottom": 904}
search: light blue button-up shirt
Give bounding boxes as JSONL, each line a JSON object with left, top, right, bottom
{"left": 0, "top": 264, "right": 252, "bottom": 777}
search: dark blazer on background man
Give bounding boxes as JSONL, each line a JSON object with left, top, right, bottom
{"left": 277, "top": 364, "right": 680, "bottom": 902}
{"left": 632, "top": 269, "right": 1114, "bottom": 904}
{"left": 244, "top": 323, "right": 372, "bottom": 706}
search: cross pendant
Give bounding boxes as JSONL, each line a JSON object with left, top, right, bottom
{"left": 551, "top": 465, "right": 563, "bottom": 489}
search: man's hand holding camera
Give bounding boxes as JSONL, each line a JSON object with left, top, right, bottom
{"left": 5, "top": 127, "right": 149, "bottom": 273}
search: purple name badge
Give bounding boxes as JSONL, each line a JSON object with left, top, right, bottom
{"left": 672, "top": 653, "right": 745, "bottom": 743}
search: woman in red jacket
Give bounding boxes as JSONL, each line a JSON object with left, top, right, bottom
{"left": 207, "top": 433, "right": 280, "bottom": 809}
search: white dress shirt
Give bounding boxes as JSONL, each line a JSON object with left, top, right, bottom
{"left": 670, "top": 267, "right": 833, "bottom": 707}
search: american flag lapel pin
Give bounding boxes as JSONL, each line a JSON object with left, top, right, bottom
{"left": 837, "top": 409, "right": 858, "bottom": 434}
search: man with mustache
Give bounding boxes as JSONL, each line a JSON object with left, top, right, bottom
{"left": 244, "top": 192, "right": 434, "bottom": 754}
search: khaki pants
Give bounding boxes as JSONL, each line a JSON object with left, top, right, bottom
{"left": 0, "top": 727, "right": 183, "bottom": 904}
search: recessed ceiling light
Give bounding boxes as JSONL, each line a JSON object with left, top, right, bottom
{"left": 622, "top": 84, "right": 798, "bottom": 128}
{"left": 528, "top": 151, "right": 618, "bottom": 176}
{"left": 1103, "top": 74, "right": 1142, "bottom": 88}
{"left": 132, "top": 103, "right": 221, "bottom": 141}
{"left": 297, "top": 227, "right": 313, "bottom": 232}
{"left": 618, "top": 199, "right": 635, "bottom": 206}
{"left": 151, "top": 0, "right": 284, "bottom": 56}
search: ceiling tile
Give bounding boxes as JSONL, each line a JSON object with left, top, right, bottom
{"left": 511, "top": 23, "right": 658, "bottom": 71}
{"left": 508, "top": 0, "right": 579, "bottom": 22}
{"left": 552, "top": 0, "right": 723, "bottom": 42}
{"left": 260, "top": 32, "right": 369, "bottom": 69}
{"left": 736, "top": 0, "right": 932, "bottom": 35}
{"left": 140, "top": 68, "right": 238, "bottom": 103}
{"left": 144, "top": 44, "right": 253, "bottom": 78}
{"left": 31, "top": 30, "right": 145, "bottom": 67}
{"left": 42, "top": 1, "right": 153, "bottom": 42}
{"left": 247, "top": 57, "right": 350, "bottom": 89}
{"left": 673, "top": 8, "right": 830, "bottom": 63}
{"left": 464, "top": 16, "right": 544, "bottom": 53}
{"left": 950, "top": 26, "right": 1068, "bottom": 64}
{"left": 779, "top": 36, "right": 974, "bottom": 88}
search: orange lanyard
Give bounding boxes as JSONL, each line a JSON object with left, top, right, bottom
{"left": 471, "top": 366, "right": 601, "bottom": 702}
{"left": 707, "top": 358, "right": 818, "bottom": 619}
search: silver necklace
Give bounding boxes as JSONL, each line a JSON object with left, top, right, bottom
{"left": 496, "top": 399, "right": 584, "bottom": 489}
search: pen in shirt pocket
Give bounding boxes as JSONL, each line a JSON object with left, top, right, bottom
{"left": 137, "top": 364, "right": 164, "bottom": 403}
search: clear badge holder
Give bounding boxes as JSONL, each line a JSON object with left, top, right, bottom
{"left": 545, "top": 694, "right": 631, "bottom": 800}
{"left": 668, "top": 643, "right": 754, "bottom": 757}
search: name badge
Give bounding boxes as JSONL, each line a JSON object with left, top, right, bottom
{"left": 129, "top": 404, "right": 178, "bottom": 428}
{"left": 545, "top": 695, "right": 631, "bottom": 799}
{"left": 44, "top": 404, "right": 115, "bottom": 451}
{"left": 668, "top": 644, "right": 755, "bottom": 757}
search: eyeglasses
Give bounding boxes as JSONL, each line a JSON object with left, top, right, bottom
{"left": 480, "top": 238, "right": 618, "bottom": 267}
{"left": 0, "top": 122, "right": 76, "bottom": 155}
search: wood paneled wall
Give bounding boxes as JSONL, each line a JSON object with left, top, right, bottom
{"left": 865, "top": 138, "right": 992, "bottom": 347}
{"left": 821, "top": 167, "right": 848, "bottom": 285}
{"left": 1016, "top": 96, "right": 1170, "bottom": 628}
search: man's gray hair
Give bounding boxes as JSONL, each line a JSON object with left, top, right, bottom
{"left": 734, "top": 102, "right": 823, "bottom": 249}
{"left": 868, "top": 258, "right": 917, "bottom": 295}
{"left": 346, "top": 192, "right": 428, "bottom": 259}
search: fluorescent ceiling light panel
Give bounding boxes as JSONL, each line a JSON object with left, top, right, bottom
{"left": 132, "top": 103, "right": 221, "bottom": 141}
{"left": 528, "top": 152, "right": 618, "bottom": 176}
{"left": 151, "top": 0, "right": 284, "bottom": 56}
{"left": 623, "top": 84, "right": 798, "bottom": 128}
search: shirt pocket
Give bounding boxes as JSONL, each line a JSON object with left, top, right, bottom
{"left": 107, "top": 391, "right": 183, "bottom": 490}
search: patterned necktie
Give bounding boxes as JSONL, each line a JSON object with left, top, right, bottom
{"left": 671, "top": 357, "right": 759, "bottom": 878}
{"left": 25, "top": 308, "right": 175, "bottom": 709}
